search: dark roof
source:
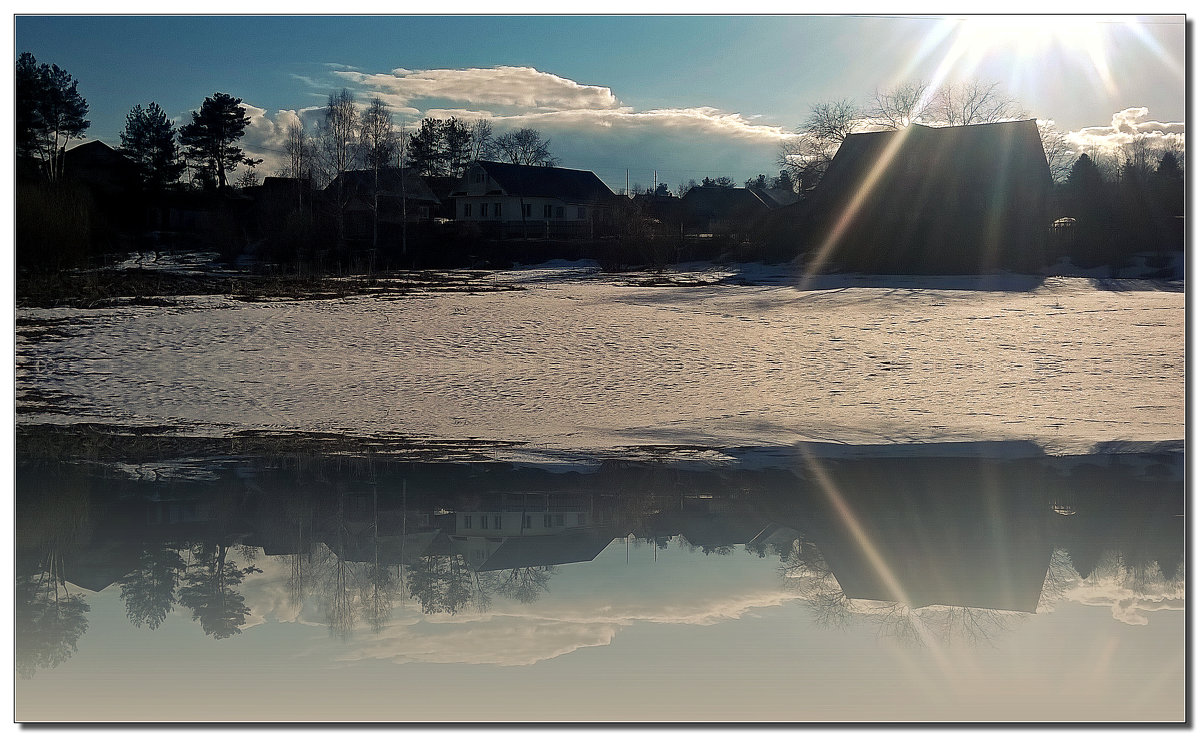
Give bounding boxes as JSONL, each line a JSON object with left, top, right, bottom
{"left": 463, "top": 161, "right": 616, "bottom": 204}
{"left": 327, "top": 167, "right": 440, "bottom": 203}
{"left": 750, "top": 186, "right": 800, "bottom": 208}
{"left": 471, "top": 531, "right": 615, "bottom": 572}
{"left": 681, "top": 185, "right": 773, "bottom": 220}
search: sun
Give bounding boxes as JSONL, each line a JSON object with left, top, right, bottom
{"left": 925, "top": 15, "right": 1120, "bottom": 97}
{"left": 955, "top": 15, "right": 1109, "bottom": 58}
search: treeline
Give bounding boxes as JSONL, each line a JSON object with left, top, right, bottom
{"left": 1049, "top": 149, "right": 1184, "bottom": 269}
{"left": 15, "top": 52, "right": 571, "bottom": 273}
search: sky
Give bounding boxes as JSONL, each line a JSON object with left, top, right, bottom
{"left": 12, "top": 14, "right": 1188, "bottom": 192}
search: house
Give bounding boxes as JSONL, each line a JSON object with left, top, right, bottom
{"left": 680, "top": 185, "right": 776, "bottom": 235}
{"left": 324, "top": 167, "right": 442, "bottom": 240}
{"left": 62, "top": 140, "right": 138, "bottom": 197}
{"left": 795, "top": 119, "right": 1052, "bottom": 273}
{"left": 450, "top": 161, "right": 618, "bottom": 238}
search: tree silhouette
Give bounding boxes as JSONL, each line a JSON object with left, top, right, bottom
{"left": 407, "top": 553, "right": 476, "bottom": 615}
{"left": 120, "top": 102, "right": 184, "bottom": 192}
{"left": 178, "top": 542, "right": 262, "bottom": 639}
{"left": 179, "top": 92, "right": 260, "bottom": 192}
{"left": 868, "top": 81, "right": 931, "bottom": 129}
{"left": 15, "top": 575, "right": 90, "bottom": 679}
{"left": 317, "top": 88, "right": 359, "bottom": 245}
{"left": 493, "top": 566, "right": 555, "bottom": 604}
{"left": 119, "top": 545, "right": 186, "bottom": 630}
{"left": 778, "top": 98, "right": 860, "bottom": 191}
{"left": 494, "top": 127, "right": 557, "bottom": 167}
{"left": 358, "top": 97, "right": 400, "bottom": 252}
{"left": 935, "top": 80, "right": 1024, "bottom": 125}
{"left": 15, "top": 52, "right": 91, "bottom": 182}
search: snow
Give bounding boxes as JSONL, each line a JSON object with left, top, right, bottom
{"left": 15, "top": 266, "right": 1184, "bottom": 461}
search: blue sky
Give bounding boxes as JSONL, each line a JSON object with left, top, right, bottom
{"left": 14, "top": 15, "right": 1187, "bottom": 190}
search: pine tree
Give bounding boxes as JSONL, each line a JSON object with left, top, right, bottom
{"left": 178, "top": 93, "right": 260, "bottom": 192}
{"left": 120, "top": 102, "right": 184, "bottom": 192}
{"left": 15, "top": 52, "right": 90, "bottom": 182}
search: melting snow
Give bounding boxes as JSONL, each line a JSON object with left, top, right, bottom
{"left": 15, "top": 267, "right": 1184, "bottom": 460}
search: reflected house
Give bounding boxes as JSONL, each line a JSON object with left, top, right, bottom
{"left": 796, "top": 119, "right": 1052, "bottom": 273}
{"left": 450, "top": 492, "right": 614, "bottom": 571}
{"left": 450, "top": 161, "right": 618, "bottom": 238}
{"left": 794, "top": 458, "right": 1055, "bottom": 613}
{"left": 667, "top": 497, "right": 772, "bottom": 553}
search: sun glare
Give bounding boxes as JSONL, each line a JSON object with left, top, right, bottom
{"left": 894, "top": 15, "right": 1126, "bottom": 102}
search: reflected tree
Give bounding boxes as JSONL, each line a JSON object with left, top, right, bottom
{"left": 119, "top": 545, "right": 186, "bottom": 630}
{"left": 407, "top": 553, "right": 476, "bottom": 615}
{"left": 493, "top": 566, "right": 555, "bottom": 605}
{"left": 178, "top": 543, "right": 262, "bottom": 639}
{"left": 15, "top": 575, "right": 90, "bottom": 679}
{"left": 15, "top": 480, "right": 92, "bottom": 677}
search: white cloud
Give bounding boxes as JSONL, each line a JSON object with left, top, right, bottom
{"left": 334, "top": 589, "right": 804, "bottom": 667}
{"left": 334, "top": 66, "right": 621, "bottom": 112}
{"left": 1065, "top": 106, "right": 1185, "bottom": 156}
{"left": 1061, "top": 576, "right": 1185, "bottom": 626}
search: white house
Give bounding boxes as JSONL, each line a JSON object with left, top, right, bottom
{"left": 450, "top": 161, "right": 617, "bottom": 236}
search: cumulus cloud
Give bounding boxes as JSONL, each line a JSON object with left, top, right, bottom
{"left": 235, "top": 64, "right": 814, "bottom": 184}
{"left": 334, "top": 589, "right": 805, "bottom": 667}
{"left": 1061, "top": 576, "right": 1185, "bottom": 626}
{"left": 334, "top": 66, "right": 621, "bottom": 112}
{"left": 1065, "top": 106, "right": 1185, "bottom": 155}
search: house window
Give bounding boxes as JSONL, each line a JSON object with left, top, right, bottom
{"left": 543, "top": 514, "right": 552, "bottom": 527}
{"left": 481, "top": 203, "right": 489, "bottom": 217}
{"left": 543, "top": 204, "right": 552, "bottom": 218}
{"left": 495, "top": 203, "right": 502, "bottom": 218}
{"left": 463, "top": 515, "right": 472, "bottom": 529}
{"left": 522, "top": 203, "right": 532, "bottom": 218}
{"left": 494, "top": 515, "right": 502, "bottom": 530}
{"left": 481, "top": 515, "right": 488, "bottom": 530}
{"left": 577, "top": 207, "right": 586, "bottom": 219}
{"left": 523, "top": 514, "right": 532, "bottom": 529}
{"left": 555, "top": 206, "right": 564, "bottom": 219}
{"left": 474, "top": 171, "right": 484, "bottom": 184}
{"left": 464, "top": 203, "right": 472, "bottom": 217}
{"left": 555, "top": 514, "right": 564, "bottom": 527}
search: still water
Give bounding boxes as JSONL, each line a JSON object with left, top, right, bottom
{"left": 15, "top": 444, "right": 1184, "bottom": 722}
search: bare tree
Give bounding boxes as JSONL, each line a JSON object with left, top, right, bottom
{"left": 778, "top": 98, "right": 861, "bottom": 191}
{"left": 318, "top": 89, "right": 360, "bottom": 247}
{"left": 1037, "top": 121, "right": 1074, "bottom": 182}
{"left": 868, "top": 81, "right": 931, "bottom": 129}
{"left": 468, "top": 119, "right": 495, "bottom": 161}
{"left": 935, "top": 80, "right": 1024, "bottom": 126}
{"left": 358, "top": 97, "right": 399, "bottom": 253}
{"left": 494, "top": 127, "right": 557, "bottom": 166}
{"left": 280, "top": 120, "right": 314, "bottom": 210}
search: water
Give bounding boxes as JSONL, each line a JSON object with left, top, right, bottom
{"left": 15, "top": 444, "right": 1184, "bottom": 722}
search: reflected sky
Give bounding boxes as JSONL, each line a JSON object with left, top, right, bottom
{"left": 15, "top": 444, "right": 1184, "bottom": 722}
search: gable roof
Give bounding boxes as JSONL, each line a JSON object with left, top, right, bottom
{"left": 461, "top": 161, "right": 616, "bottom": 204}
{"left": 796, "top": 119, "right": 1053, "bottom": 272}
{"left": 682, "top": 185, "right": 773, "bottom": 220}
{"left": 470, "top": 531, "right": 615, "bottom": 572}
{"left": 327, "top": 167, "right": 440, "bottom": 203}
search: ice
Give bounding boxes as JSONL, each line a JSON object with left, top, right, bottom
{"left": 15, "top": 268, "right": 1184, "bottom": 459}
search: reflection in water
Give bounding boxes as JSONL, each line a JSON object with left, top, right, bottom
{"left": 14, "top": 443, "right": 1184, "bottom": 678}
